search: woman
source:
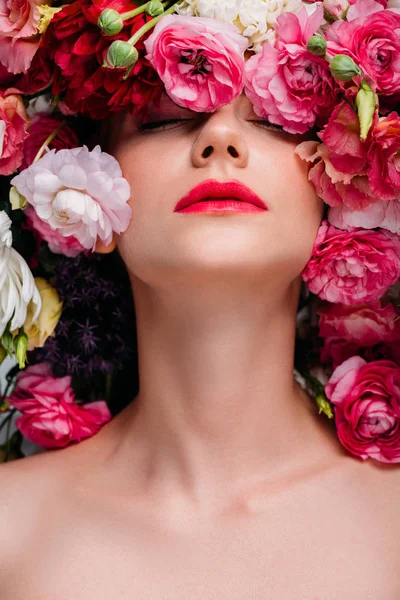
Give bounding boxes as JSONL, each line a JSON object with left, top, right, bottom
{"left": 1, "top": 0, "right": 400, "bottom": 597}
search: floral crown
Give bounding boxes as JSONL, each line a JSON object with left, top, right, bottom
{"left": 1, "top": 0, "right": 400, "bottom": 463}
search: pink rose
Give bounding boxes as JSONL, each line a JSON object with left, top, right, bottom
{"left": 0, "top": 0, "right": 46, "bottom": 74}
{"left": 7, "top": 362, "right": 112, "bottom": 449}
{"left": 244, "top": 6, "right": 339, "bottom": 134}
{"left": 0, "top": 93, "right": 29, "bottom": 175}
{"left": 144, "top": 15, "right": 247, "bottom": 112}
{"left": 295, "top": 140, "right": 379, "bottom": 210}
{"left": 302, "top": 220, "right": 400, "bottom": 304}
{"left": 326, "top": 356, "right": 400, "bottom": 462}
{"left": 22, "top": 113, "right": 79, "bottom": 169}
{"left": 318, "top": 301, "right": 400, "bottom": 365}
{"left": 24, "top": 205, "right": 86, "bottom": 257}
{"left": 326, "top": 9, "right": 400, "bottom": 96}
{"left": 367, "top": 113, "right": 400, "bottom": 201}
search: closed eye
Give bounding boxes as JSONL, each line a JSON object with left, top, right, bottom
{"left": 249, "top": 120, "right": 285, "bottom": 133}
{"left": 137, "top": 118, "right": 193, "bottom": 132}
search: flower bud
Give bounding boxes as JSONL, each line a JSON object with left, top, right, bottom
{"left": 9, "top": 186, "right": 27, "bottom": 210}
{"left": 1, "top": 330, "right": 13, "bottom": 357}
{"left": 323, "top": 0, "right": 349, "bottom": 21}
{"left": 356, "top": 79, "right": 376, "bottom": 140}
{"left": 145, "top": 1, "right": 164, "bottom": 16}
{"left": 0, "top": 345, "right": 6, "bottom": 365}
{"left": 98, "top": 8, "right": 124, "bottom": 36}
{"left": 316, "top": 394, "right": 334, "bottom": 419}
{"left": 14, "top": 328, "right": 28, "bottom": 369}
{"left": 306, "top": 35, "right": 327, "bottom": 56}
{"left": 103, "top": 40, "right": 139, "bottom": 69}
{"left": 330, "top": 54, "right": 362, "bottom": 82}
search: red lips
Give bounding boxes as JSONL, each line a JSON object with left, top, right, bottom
{"left": 174, "top": 179, "right": 268, "bottom": 212}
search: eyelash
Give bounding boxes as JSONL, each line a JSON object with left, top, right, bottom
{"left": 137, "top": 118, "right": 284, "bottom": 133}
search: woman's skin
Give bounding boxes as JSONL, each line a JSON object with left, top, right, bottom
{"left": 1, "top": 92, "right": 400, "bottom": 599}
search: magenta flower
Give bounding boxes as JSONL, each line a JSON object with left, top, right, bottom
{"left": 7, "top": 363, "right": 112, "bottom": 449}
{"left": 144, "top": 14, "right": 247, "bottom": 112}
{"left": 302, "top": 220, "right": 400, "bottom": 305}
{"left": 326, "top": 356, "right": 400, "bottom": 463}
{"left": 244, "top": 6, "right": 339, "bottom": 134}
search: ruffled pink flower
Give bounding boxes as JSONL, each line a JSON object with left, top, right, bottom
{"left": 11, "top": 145, "right": 132, "bottom": 251}
{"left": 328, "top": 197, "right": 400, "bottom": 233}
{"left": 22, "top": 113, "right": 79, "bottom": 170}
{"left": 0, "top": 93, "right": 29, "bottom": 175}
{"left": 325, "top": 356, "right": 400, "bottom": 462}
{"left": 144, "top": 14, "right": 247, "bottom": 112}
{"left": 7, "top": 363, "right": 112, "bottom": 449}
{"left": 24, "top": 204, "right": 86, "bottom": 257}
{"left": 302, "top": 220, "right": 400, "bottom": 305}
{"left": 367, "top": 112, "right": 400, "bottom": 201}
{"left": 244, "top": 6, "right": 339, "bottom": 134}
{"left": 318, "top": 301, "right": 400, "bottom": 366}
{"left": 326, "top": 8, "right": 400, "bottom": 96}
{"left": 0, "top": 0, "right": 46, "bottom": 75}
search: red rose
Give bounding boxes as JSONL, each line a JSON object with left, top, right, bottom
{"left": 0, "top": 48, "right": 53, "bottom": 96}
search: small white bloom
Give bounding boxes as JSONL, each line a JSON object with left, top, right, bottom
{"left": 11, "top": 145, "right": 132, "bottom": 252}
{"left": 26, "top": 93, "right": 55, "bottom": 118}
{"left": 176, "top": 0, "right": 304, "bottom": 51}
{"left": 0, "top": 211, "right": 41, "bottom": 338}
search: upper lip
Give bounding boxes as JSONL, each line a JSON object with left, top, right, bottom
{"left": 174, "top": 179, "right": 268, "bottom": 211}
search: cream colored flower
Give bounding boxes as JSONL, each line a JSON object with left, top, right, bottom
{"left": 175, "top": 0, "right": 304, "bottom": 51}
{"left": 23, "top": 277, "right": 62, "bottom": 351}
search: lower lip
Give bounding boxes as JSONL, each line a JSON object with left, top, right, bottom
{"left": 176, "top": 199, "right": 266, "bottom": 213}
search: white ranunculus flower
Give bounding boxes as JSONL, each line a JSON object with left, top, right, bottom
{"left": 0, "top": 211, "right": 41, "bottom": 338}
{"left": 176, "top": 0, "right": 303, "bottom": 51}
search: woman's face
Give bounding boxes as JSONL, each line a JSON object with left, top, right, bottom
{"left": 109, "top": 92, "right": 323, "bottom": 291}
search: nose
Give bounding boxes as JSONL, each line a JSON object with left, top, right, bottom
{"left": 191, "top": 106, "right": 249, "bottom": 169}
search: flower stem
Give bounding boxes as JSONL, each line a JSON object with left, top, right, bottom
{"left": 33, "top": 124, "right": 66, "bottom": 164}
{"left": 128, "top": 2, "right": 177, "bottom": 46}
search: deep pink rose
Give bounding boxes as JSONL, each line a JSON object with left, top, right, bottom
{"left": 318, "top": 301, "right": 400, "bottom": 365}
{"left": 367, "top": 113, "right": 400, "bottom": 201}
{"left": 295, "top": 140, "right": 379, "bottom": 210}
{"left": 22, "top": 113, "right": 79, "bottom": 169}
{"left": 0, "top": 93, "right": 29, "bottom": 175}
{"left": 244, "top": 6, "right": 339, "bottom": 134}
{"left": 302, "top": 220, "right": 400, "bottom": 304}
{"left": 7, "top": 362, "right": 112, "bottom": 449}
{"left": 24, "top": 205, "right": 86, "bottom": 257}
{"left": 326, "top": 356, "right": 400, "bottom": 462}
{"left": 0, "top": 0, "right": 46, "bottom": 74}
{"left": 326, "top": 9, "right": 400, "bottom": 96}
{"left": 144, "top": 14, "right": 247, "bottom": 112}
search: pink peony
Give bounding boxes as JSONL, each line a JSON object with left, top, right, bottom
{"left": 0, "top": 93, "right": 29, "bottom": 175}
{"left": 11, "top": 145, "right": 132, "bottom": 251}
{"left": 328, "top": 197, "right": 400, "bottom": 233}
{"left": 244, "top": 6, "right": 339, "bottom": 134}
{"left": 22, "top": 113, "right": 79, "bottom": 170}
{"left": 24, "top": 204, "right": 86, "bottom": 257}
{"left": 367, "top": 113, "right": 400, "bottom": 201}
{"left": 295, "top": 140, "right": 380, "bottom": 210}
{"left": 7, "top": 362, "right": 112, "bottom": 449}
{"left": 326, "top": 9, "right": 400, "bottom": 96}
{"left": 144, "top": 14, "right": 247, "bottom": 112}
{"left": 318, "top": 301, "right": 400, "bottom": 366}
{"left": 302, "top": 220, "right": 400, "bottom": 305}
{"left": 0, "top": 0, "right": 46, "bottom": 75}
{"left": 325, "top": 356, "right": 400, "bottom": 462}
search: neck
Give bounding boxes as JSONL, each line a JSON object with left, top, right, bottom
{"left": 102, "top": 275, "right": 341, "bottom": 510}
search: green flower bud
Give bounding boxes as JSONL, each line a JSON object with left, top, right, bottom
{"left": 316, "top": 394, "right": 334, "bottom": 419}
{"left": 0, "top": 345, "right": 6, "bottom": 365}
{"left": 306, "top": 35, "right": 327, "bottom": 56}
{"left": 98, "top": 8, "right": 123, "bottom": 36}
{"left": 1, "top": 330, "right": 13, "bottom": 357}
{"left": 330, "top": 54, "right": 362, "bottom": 82}
{"left": 9, "top": 186, "right": 27, "bottom": 210}
{"left": 145, "top": 1, "right": 164, "bottom": 16}
{"left": 103, "top": 40, "right": 139, "bottom": 70}
{"left": 14, "top": 328, "right": 28, "bottom": 369}
{"left": 356, "top": 79, "right": 376, "bottom": 140}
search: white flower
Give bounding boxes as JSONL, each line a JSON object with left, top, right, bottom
{"left": 175, "top": 0, "right": 304, "bottom": 51}
{"left": 0, "top": 211, "right": 41, "bottom": 338}
{"left": 11, "top": 145, "right": 132, "bottom": 252}
{"left": 26, "top": 94, "right": 55, "bottom": 118}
